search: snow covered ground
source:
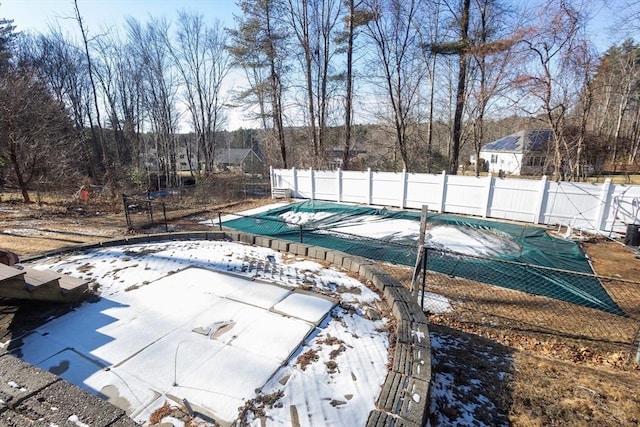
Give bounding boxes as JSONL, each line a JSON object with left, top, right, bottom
{"left": 17, "top": 240, "right": 390, "bottom": 426}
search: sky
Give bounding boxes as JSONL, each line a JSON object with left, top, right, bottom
{"left": 0, "top": 0, "right": 239, "bottom": 34}
{"left": 0, "top": 0, "right": 621, "bottom": 50}
{"left": 0, "top": 0, "right": 626, "bottom": 131}
{"left": 0, "top": 0, "right": 252, "bottom": 130}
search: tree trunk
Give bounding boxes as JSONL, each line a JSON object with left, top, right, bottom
{"left": 265, "top": 2, "right": 287, "bottom": 169}
{"left": 342, "top": 0, "right": 355, "bottom": 170}
{"left": 448, "top": 0, "right": 471, "bottom": 175}
{"left": 74, "top": 0, "right": 114, "bottom": 194}
{"left": 8, "top": 138, "right": 30, "bottom": 203}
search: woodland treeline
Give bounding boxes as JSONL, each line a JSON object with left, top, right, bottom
{"left": 1, "top": 0, "right": 640, "bottom": 202}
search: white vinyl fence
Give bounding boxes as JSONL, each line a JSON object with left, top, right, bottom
{"left": 270, "top": 167, "right": 640, "bottom": 235}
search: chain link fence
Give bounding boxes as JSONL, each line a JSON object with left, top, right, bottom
{"left": 213, "top": 210, "right": 640, "bottom": 363}
{"left": 415, "top": 249, "right": 640, "bottom": 363}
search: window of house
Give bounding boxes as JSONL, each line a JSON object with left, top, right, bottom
{"left": 490, "top": 154, "right": 498, "bottom": 164}
{"left": 526, "top": 156, "right": 544, "bottom": 167}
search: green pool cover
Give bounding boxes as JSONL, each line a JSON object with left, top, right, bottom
{"left": 224, "top": 200, "right": 625, "bottom": 316}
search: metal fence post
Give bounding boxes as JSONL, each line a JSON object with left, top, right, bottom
{"left": 162, "top": 202, "right": 168, "bottom": 232}
{"left": 218, "top": 212, "right": 223, "bottom": 230}
{"left": 148, "top": 200, "right": 154, "bottom": 226}
{"left": 421, "top": 247, "right": 428, "bottom": 310}
{"left": 299, "top": 225, "right": 304, "bottom": 243}
{"left": 634, "top": 324, "right": 640, "bottom": 365}
{"left": 122, "top": 194, "right": 131, "bottom": 229}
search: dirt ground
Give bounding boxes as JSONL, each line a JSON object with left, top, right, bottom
{"left": 1, "top": 194, "right": 639, "bottom": 426}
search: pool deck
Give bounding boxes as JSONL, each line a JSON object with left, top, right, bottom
{"left": 0, "top": 231, "right": 431, "bottom": 427}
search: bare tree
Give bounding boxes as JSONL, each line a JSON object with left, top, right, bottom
{"left": 171, "top": 11, "right": 231, "bottom": 176}
{"left": 589, "top": 40, "right": 640, "bottom": 169}
{"left": 229, "top": 0, "right": 289, "bottom": 168}
{"left": 0, "top": 70, "right": 79, "bottom": 202}
{"left": 514, "top": 0, "right": 582, "bottom": 180}
{"left": 427, "top": 0, "right": 472, "bottom": 175}
{"left": 364, "top": 0, "right": 425, "bottom": 171}
{"left": 466, "top": 0, "right": 519, "bottom": 176}
{"left": 337, "top": 0, "right": 372, "bottom": 169}
{"left": 415, "top": 0, "right": 443, "bottom": 173}
{"left": 17, "top": 29, "right": 100, "bottom": 180}
{"left": 0, "top": 16, "right": 15, "bottom": 73}
{"left": 114, "top": 38, "right": 145, "bottom": 174}
{"left": 73, "top": 0, "right": 115, "bottom": 192}
{"left": 564, "top": 37, "right": 598, "bottom": 180}
{"left": 126, "top": 16, "right": 180, "bottom": 188}
{"left": 285, "top": 0, "right": 343, "bottom": 168}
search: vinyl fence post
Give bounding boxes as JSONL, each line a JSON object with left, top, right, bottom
{"left": 483, "top": 173, "right": 494, "bottom": 218}
{"left": 310, "top": 168, "right": 315, "bottom": 200}
{"left": 596, "top": 178, "right": 613, "bottom": 233}
{"left": 336, "top": 168, "right": 342, "bottom": 203}
{"left": 270, "top": 166, "right": 275, "bottom": 199}
{"left": 368, "top": 168, "right": 373, "bottom": 205}
{"left": 439, "top": 170, "right": 447, "bottom": 213}
{"left": 534, "top": 175, "right": 548, "bottom": 224}
{"left": 292, "top": 167, "right": 298, "bottom": 199}
{"left": 400, "top": 169, "right": 407, "bottom": 209}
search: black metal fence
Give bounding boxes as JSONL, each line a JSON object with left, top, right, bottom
{"left": 122, "top": 193, "right": 169, "bottom": 231}
{"left": 122, "top": 174, "right": 270, "bottom": 231}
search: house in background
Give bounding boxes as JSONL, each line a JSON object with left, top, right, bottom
{"left": 215, "top": 146, "right": 265, "bottom": 174}
{"left": 478, "top": 129, "right": 553, "bottom": 176}
{"left": 151, "top": 143, "right": 265, "bottom": 175}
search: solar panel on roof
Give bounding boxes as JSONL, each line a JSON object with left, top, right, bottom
{"left": 484, "top": 135, "right": 521, "bottom": 151}
{"left": 527, "top": 130, "right": 552, "bottom": 151}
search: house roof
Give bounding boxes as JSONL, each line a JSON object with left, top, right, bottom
{"left": 216, "top": 148, "right": 252, "bottom": 165}
{"left": 482, "top": 129, "right": 553, "bottom": 153}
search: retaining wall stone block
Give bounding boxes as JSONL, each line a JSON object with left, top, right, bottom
{"left": 366, "top": 410, "right": 419, "bottom": 427}
{"left": 288, "top": 243, "right": 310, "bottom": 257}
{"left": 306, "top": 246, "right": 328, "bottom": 261}
{"left": 270, "top": 239, "right": 290, "bottom": 252}
{"left": 377, "top": 372, "right": 429, "bottom": 426}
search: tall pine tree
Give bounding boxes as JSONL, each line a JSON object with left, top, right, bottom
{"left": 0, "top": 16, "right": 16, "bottom": 73}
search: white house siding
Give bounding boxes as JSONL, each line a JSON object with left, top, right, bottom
{"left": 481, "top": 151, "right": 524, "bottom": 175}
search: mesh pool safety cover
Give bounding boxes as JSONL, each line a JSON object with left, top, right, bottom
{"left": 224, "top": 200, "right": 625, "bottom": 316}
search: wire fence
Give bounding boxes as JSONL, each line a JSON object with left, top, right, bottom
{"left": 122, "top": 175, "right": 271, "bottom": 230}
{"left": 214, "top": 210, "right": 640, "bottom": 364}
{"left": 415, "top": 249, "right": 640, "bottom": 364}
